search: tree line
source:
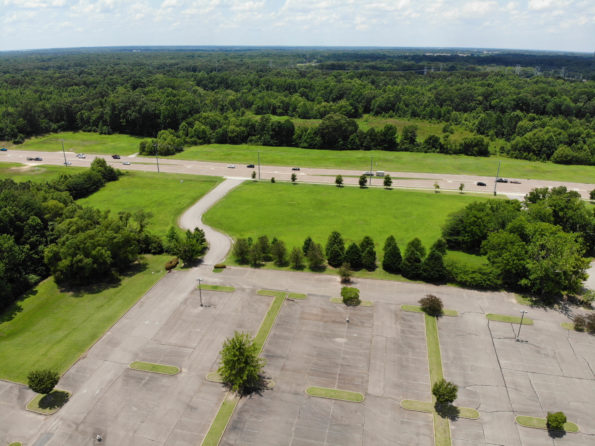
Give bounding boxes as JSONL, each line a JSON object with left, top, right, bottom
{"left": 0, "top": 160, "right": 207, "bottom": 312}
{"left": 1, "top": 49, "right": 593, "bottom": 165}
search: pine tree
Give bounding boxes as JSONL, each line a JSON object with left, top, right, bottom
{"left": 361, "top": 246, "right": 377, "bottom": 271}
{"left": 271, "top": 239, "right": 287, "bottom": 266}
{"left": 382, "top": 235, "right": 402, "bottom": 273}
{"left": 359, "top": 236, "right": 375, "bottom": 254}
{"left": 431, "top": 238, "right": 448, "bottom": 255}
{"left": 422, "top": 248, "right": 448, "bottom": 283}
{"left": 289, "top": 247, "right": 304, "bottom": 270}
{"left": 326, "top": 231, "right": 345, "bottom": 267}
{"left": 401, "top": 238, "right": 426, "bottom": 279}
{"left": 307, "top": 243, "right": 325, "bottom": 271}
{"left": 302, "top": 236, "right": 313, "bottom": 255}
{"left": 344, "top": 242, "right": 362, "bottom": 270}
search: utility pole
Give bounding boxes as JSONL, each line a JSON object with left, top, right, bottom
{"left": 493, "top": 161, "right": 500, "bottom": 196}
{"left": 61, "top": 140, "right": 68, "bottom": 166}
{"left": 258, "top": 151, "right": 261, "bottom": 180}
{"left": 369, "top": 156, "right": 373, "bottom": 186}
{"left": 154, "top": 142, "right": 160, "bottom": 173}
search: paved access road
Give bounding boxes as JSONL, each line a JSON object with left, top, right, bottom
{"left": 1, "top": 149, "right": 593, "bottom": 199}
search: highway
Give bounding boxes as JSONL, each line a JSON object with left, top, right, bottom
{"left": 1, "top": 149, "right": 593, "bottom": 199}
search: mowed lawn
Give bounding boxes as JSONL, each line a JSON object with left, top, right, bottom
{"left": 5, "top": 131, "right": 142, "bottom": 155}
{"left": 174, "top": 144, "right": 595, "bottom": 184}
{"left": 204, "top": 182, "right": 489, "bottom": 254}
{"left": 0, "top": 255, "right": 169, "bottom": 383}
{"left": 78, "top": 171, "right": 221, "bottom": 235}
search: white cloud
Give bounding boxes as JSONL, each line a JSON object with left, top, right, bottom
{"left": 528, "top": 0, "right": 571, "bottom": 10}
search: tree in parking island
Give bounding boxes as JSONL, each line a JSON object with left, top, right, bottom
{"left": 218, "top": 332, "right": 264, "bottom": 394}
{"left": 28, "top": 369, "right": 59, "bottom": 395}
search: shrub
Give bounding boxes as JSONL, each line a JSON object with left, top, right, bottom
{"left": 432, "top": 379, "right": 458, "bottom": 405}
{"left": 590, "top": 189, "right": 595, "bottom": 200}
{"left": 335, "top": 175, "right": 343, "bottom": 187}
{"left": 251, "top": 171, "right": 256, "bottom": 180}
{"left": 546, "top": 411, "right": 567, "bottom": 431}
{"left": 214, "top": 263, "right": 226, "bottom": 269}
{"left": 573, "top": 315, "right": 586, "bottom": 331}
{"left": 165, "top": 257, "right": 179, "bottom": 271}
{"left": 587, "top": 314, "right": 595, "bottom": 333}
{"left": 341, "top": 286, "right": 360, "bottom": 306}
{"left": 339, "top": 263, "right": 352, "bottom": 283}
{"left": 270, "top": 177, "right": 275, "bottom": 183}
{"left": 28, "top": 369, "right": 59, "bottom": 395}
{"left": 419, "top": 294, "right": 444, "bottom": 316}
{"left": 445, "top": 259, "right": 501, "bottom": 290}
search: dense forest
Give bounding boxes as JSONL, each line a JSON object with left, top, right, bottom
{"left": 1, "top": 48, "right": 593, "bottom": 165}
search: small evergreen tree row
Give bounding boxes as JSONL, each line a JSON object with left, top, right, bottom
{"left": 232, "top": 231, "right": 449, "bottom": 284}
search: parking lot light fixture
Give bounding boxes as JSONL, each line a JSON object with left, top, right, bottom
{"left": 516, "top": 310, "right": 528, "bottom": 340}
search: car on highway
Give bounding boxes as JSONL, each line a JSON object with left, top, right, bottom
{"left": 26, "top": 157, "right": 43, "bottom": 161}
{"left": 64, "top": 161, "right": 72, "bottom": 166}
{"left": 77, "top": 153, "right": 86, "bottom": 159}
{"left": 112, "top": 154, "right": 121, "bottom": 159}
{"left": 510, "top": 180, "right": 521, "bottom": 184}
{"left": 476, "top": 181, "right": 487, "bottom": 186}
{"left": 246, "top": 164, "right": 255, "bottom": 168}
{"left": 292, "top": 167, "right": 300, "bottom": 171}
{"left": 227, "top": 164, "right": 236, "bottom": 168}
{"left": 496, "top": 178, "right": 508, "bottom": 183}
{"left": 123, "top": 161, "right": 131, "bottom": 165}
{"left": 0, "top": 147, "right": 7, "bottom": 151}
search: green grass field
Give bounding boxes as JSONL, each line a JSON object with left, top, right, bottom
{"left": 5, "top": 131, "right": 142, "bottom": 155}
{"left": 204, "top": 181, "right": 488, "bottom": 256}
{"left": 0, "top": 162, "right": 87, "bottom": 181}
{"left": 0, "top": 255, "right": 169, "bottom": 383}
{"left": 78, "top": 171, "right": 221, "bottom": 235}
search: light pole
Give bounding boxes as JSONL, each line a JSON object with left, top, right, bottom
{"left": 61, "top": 139, "right": 68, "bottom": 167}
{"left": 197, "top": 278, "right": 203, "bottom": 307}
{"left": 258, "top": 151, "right": 261, "bottom": 181}
{"left": 153, "top": 142, "right": 160, "bottom": 173}
{"left": 516, "top": 310, "right": 527, "bottom": 341}
{"left": 493, "top": 161, "right": 500, "bottom": 196}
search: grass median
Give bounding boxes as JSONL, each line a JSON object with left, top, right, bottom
{"left": 516, "top": 415, "right": 579, "bottom": 433}
{"left": 199, "top": 284, "right": 235, "bottom": 293}
{"left": 486, "top": 313, "right": 534, "bottom": 325}
{"left": 130, "top": 361, "right": 180, "bottom": 375}
{"left": 306, "top": 386, "right": 364, "bottom": 402}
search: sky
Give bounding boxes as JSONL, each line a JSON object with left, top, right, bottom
{"left": 0, "top": 0, "right": 593, "bottom": 52}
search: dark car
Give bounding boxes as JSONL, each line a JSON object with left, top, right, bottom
{"left": 496, "top": 178, "right": 508, "bottom": 183}
{"left": 27, "top": 157, "right": 43, "bottom": 161}
{"left": 112, "top": 154, "right": 121, "bottom": 159}
{"left": 476, "top": 181, "right": 487, "bottom": 186}
{"left": 292, "top": 167, "right": 300, "bottom": 171}
{"left": 1, "top": 147, "right": 7, "bottom": 151}
{"left": 246, "top": 164, "right": 255, "bottom": 168}
{"left": 510, "top": 180, "right": 521, "bottom": 184}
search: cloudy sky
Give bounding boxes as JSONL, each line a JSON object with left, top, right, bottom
{"left": 0, "top": 0, "right": 593, "bottom": 52}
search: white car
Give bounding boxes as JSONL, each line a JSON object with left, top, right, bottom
{"left": 76, "top": 153, "right": 86, "bottom": 159}
{"left": 123, "top": 161, "right": 131, "bottom": 165}
{"left": 227, "top": 164, "right": 236, "bottom": 169}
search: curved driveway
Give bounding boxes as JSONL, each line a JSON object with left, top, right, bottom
{"left": 178, "top": 177, "right": 244, "bottom": 265}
